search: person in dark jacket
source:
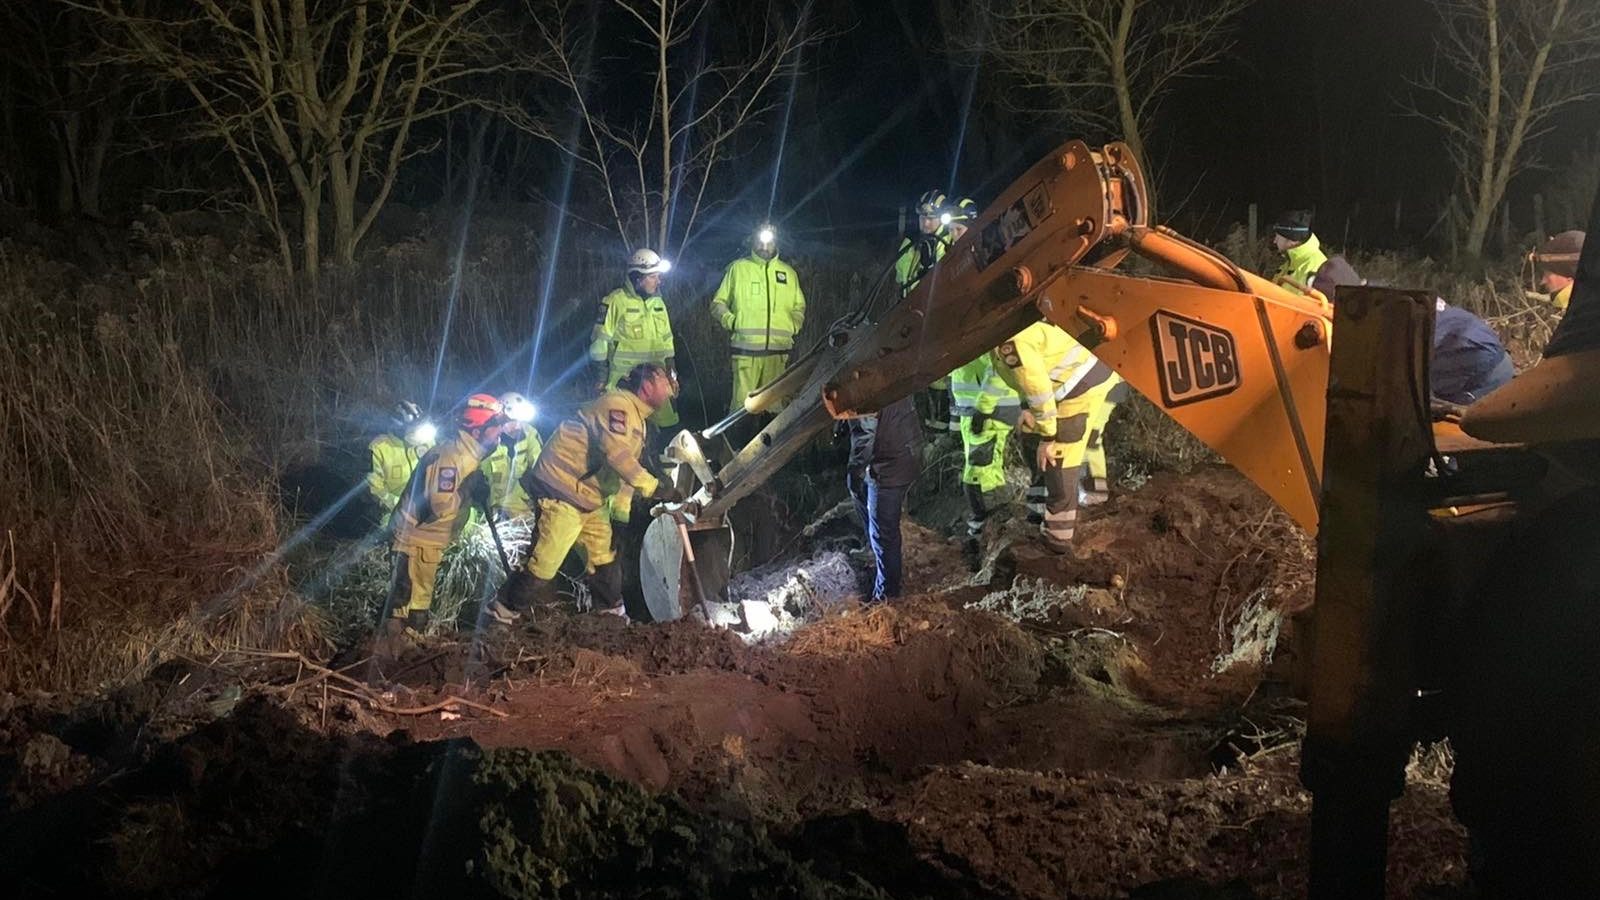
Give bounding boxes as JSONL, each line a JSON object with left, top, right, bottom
{"left": 1432, "top": 297, "right": 1514, "bottom": 405}
{"left": 846, "top": 395, "right": 923, "bottom": 602}
{"left": 1312, "top": 255, "right": 1512, "bottom": 405}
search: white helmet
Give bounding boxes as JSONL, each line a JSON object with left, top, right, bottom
{"left": 627, "top": 248, "right": 671, "bottom": 276}
{"left": 498, "top": 391, "right": 536, "bottom": 423}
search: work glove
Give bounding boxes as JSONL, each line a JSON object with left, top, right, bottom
{"left": 466, "top": 472, "right": 491, "bottom": 509}
{"left": 654, "top": 484, "right": 685, "bottom": 504}
{"left": 1020, "top": 410, "right": 1037, "bottom": 431}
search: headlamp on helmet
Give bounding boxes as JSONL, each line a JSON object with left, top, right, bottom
{"left": 499, "top": 391, "right": 537, "bottom": 424}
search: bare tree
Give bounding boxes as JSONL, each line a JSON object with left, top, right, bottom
{"left": 973, "top": 0, "right": 1250, "bottom": 197}
{"left": 86, "top": 0, "right": 521, "bottom": 274}
{"left": 1408, "top": 0, "right": 1600, "bottom": 258}
{"left": 518, "top": 0, "right": 816, "bottom": 257}
{"left": 1, "top": 3, "right": 128, "bottom": 218}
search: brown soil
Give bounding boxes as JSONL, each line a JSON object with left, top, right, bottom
{"left": 0, "top": 465, "right": 1466, "bottom": 899}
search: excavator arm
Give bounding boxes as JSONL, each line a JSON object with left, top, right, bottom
{"left": 671, "top": 139, "right": 1334, "bottom": 535}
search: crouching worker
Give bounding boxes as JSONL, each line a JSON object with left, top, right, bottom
{"left": 488, "top": 363, "right": 682, "bottom": 624}
{"left": 379, "top": 394, "right": 506, "bottom": 653}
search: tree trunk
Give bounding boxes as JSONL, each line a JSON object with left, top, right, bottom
{"left": 301, "top": 180, "right": 322, "bottom": 276}
{"left": 328, "top": 152, "right": 356, "bottom": 266}
{"left": 78, "top": 109, "right": 115, "bottom": 219}
{"left": 1111, "top": 0, "right": 1148, "bottom": 197}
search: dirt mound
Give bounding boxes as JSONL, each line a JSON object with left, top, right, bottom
{"left": 888, "top": 746, "right": 1466, "bottom": 900}
{"left": 981, "top": 466, "right": 1315, "bottom": 711}
{"left": 0, "top": 697, "right": 995, "bottom": 899}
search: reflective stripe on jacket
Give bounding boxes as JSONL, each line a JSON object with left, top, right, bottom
{"left": 1273, "top": 233, "right": 1329, "bottom": 296}
{"left": 895, "top": 232, "right": 947, "bottom": 297}
{"left": 393, "top": 429, "right": 493, "bottom": 551}
{"left": 527, "top": 389, "right": 660, "bottom": 513}
{"left": 589, "top": 282, "right": 675, "bottom": 369}
{"left": 711, "top": 254, "right": 807, "bottom": 353}
{"left": 989, "top": 322, "right": 1104, "bottom": 439}
{"left": 948, "top": 355, "right": 1021, "bottom": 421}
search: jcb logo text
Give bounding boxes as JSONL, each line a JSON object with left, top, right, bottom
{"left": 1151, "top": 311, "right": 1240, "bottom": 407}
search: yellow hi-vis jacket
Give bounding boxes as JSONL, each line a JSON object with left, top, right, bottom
{"left": 1273, "top": 233, "right": 1329, "bottom": 296}
{"left": 525, "top": 389, "right": 660, "bottom": 514}
{"left": 392, "top": 429, "right": 494, "bottom": 551}
{"left": 990, "top": 322, "right": 1108, "bottom": 440}
{"left": 949, "top": 355, "right": 1022, "bottom": 423}
{"left": 710, "top": 253, "right": 807, "bottom": 354}
{"left": 482, "top": 429, "right": 543, "bottom": 516}
{"left": 367, "top": 433, "right": 431, "bottom": 511}
{"left": 895, "top": 231, "right": 947, "bottom": 297}
{"left": 1554, "top": 282, "right": 1573, "bottom": 311}
{"left": 589, "top": 281, "right": 675, "bottom": 377}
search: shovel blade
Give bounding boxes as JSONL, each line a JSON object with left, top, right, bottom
{"left": 641, "top": 515, "right": 686, "bottom": 623}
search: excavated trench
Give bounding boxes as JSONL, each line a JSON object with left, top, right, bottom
{"left": 0, "top": 467, "right": 1469, "bottom": 898}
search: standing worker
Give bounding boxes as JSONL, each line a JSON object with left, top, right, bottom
{"left": 895, "top": 190, "right": 955, "bottom": 432}
{"left": 895, "top": 189, "right": 949, "bottom": 297}
{"left": 711, "top": 223, "right": 806, "bottom": 418}
{"left": 950, "top": 351, "right": 1022, "bottom": 541}
{"left": 847, "top": 394, "right": 923, "bottom": 603}
{"left": 489, "top": 363, "right": 682, "bottom": 625}
{"left": 481, "top": 391, "right": 541, "bottom": 519}
{"left": 378, "top": 394, "right": 506, "bottom": 652}
{"left": 1269, "top": 209, "right": 1329, "bottom": 297}
{"left": 590, "top": 249, "right": 679, "bottom": 429}
{"left": 1532, "top": 230, "right": 1586, "bottom": 310}
{"left": 938, "top": 198, "right": 981, "bottom": 432}
{"left": 991, "top": 322, "right": 1119, "bottom": 553}
{"left": 367, "top": 401, "right": 436, "bottom": 524}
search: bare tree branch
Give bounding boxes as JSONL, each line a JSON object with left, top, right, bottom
{"left": 1402, "top": 0, "right": 1600, "bottom": 257}
{"left": 968, "top": 0, "right": 1250, "bottom": 201}
{"left": 81, "top": 0, "right": 530, "bottom": 275}
{"left": 512, "top": 0, "right": 821, "bottom": 258}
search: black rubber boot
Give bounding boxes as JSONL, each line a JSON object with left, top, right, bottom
{"left": 589, "top": 561, "right": 626, "bottom": 617}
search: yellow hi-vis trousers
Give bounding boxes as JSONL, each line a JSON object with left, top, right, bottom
{"left": 1023, "top": 377, "right": 1120, "bottom": 549}
{"left": 729, "top": 352, "right": 790, "bottom": 414}
{"left": 387, "top": 545, "right": 443, "bottom": 621}
{"left": 526, "top": 497, "right": 617, "bottom": 581}
{"left": 960, "top": 417, "right": 1013, "bottom": 493}
{"left": 1081, "top": 380, "right": 1123, "bottom": 498}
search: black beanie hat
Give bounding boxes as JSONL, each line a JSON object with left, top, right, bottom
{"left": 1535, "top": 230, "right": 1586, "bottom": 279}
{"left": 1272, "top": 209, "right": 1314, "bottom": 242}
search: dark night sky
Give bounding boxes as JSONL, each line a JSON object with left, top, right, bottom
{"left": 750, "top": 0, "right": 1596, "bottom": 252}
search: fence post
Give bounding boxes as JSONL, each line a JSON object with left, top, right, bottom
{"left": 1248, "top": 202, "right": 1258, "bottom": 247}
{"left": 1500, "top": 199, "right": 1512, "bottom": 253}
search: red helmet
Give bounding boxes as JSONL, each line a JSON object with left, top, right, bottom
{"left": 458, "top": 393, "right": 505, "bottom": 429}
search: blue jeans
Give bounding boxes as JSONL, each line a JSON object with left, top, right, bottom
{"left": 849, "top": 470, "right": 907, "bottom": 601}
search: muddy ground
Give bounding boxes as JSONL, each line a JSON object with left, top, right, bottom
{"left": 0, "top": 467, "right": 1469, "bottom": 898}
